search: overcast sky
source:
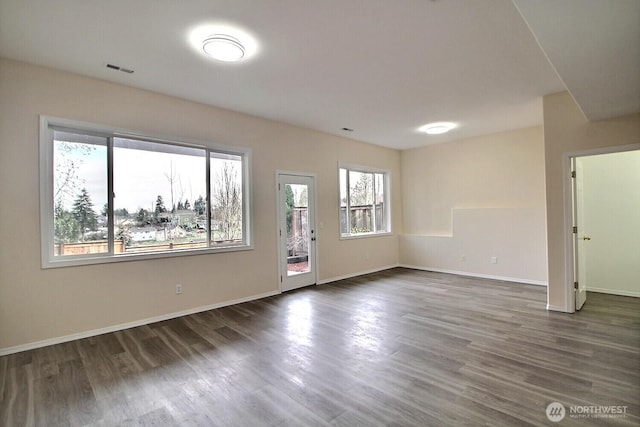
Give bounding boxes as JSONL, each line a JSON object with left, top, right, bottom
{"left": 58, "top": 144, "right": 208, "bottom": 214}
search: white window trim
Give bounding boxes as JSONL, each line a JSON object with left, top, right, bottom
{"left": 39, "top": 115, "right": 253, "bottom": 268}
{"left": 338, "top": 162, "right": 392, "bottom": 239}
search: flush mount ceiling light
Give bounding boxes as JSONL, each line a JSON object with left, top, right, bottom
{"left": 419, "top": 122, "right": 456, "bottom": 135}
{"left": 189, "top": 24, "right": 258, "bottom": 62}
{"left": 202, "top": 34, "right": 245, "bottom": 62}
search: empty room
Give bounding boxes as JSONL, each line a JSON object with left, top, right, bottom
{"left": 1, "top": 0, "right": 639, "bottom": 425}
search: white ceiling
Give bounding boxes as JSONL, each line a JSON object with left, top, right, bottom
{"left": 513, "top": 0, "right": 640, "bottom": 121}
{"left": 0, "top": 0, "right": 637, "bottom": 150}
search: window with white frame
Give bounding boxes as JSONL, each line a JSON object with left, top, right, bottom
{"left": 339, "top": 164, "right": 390, "bottom": 237}
{"left": 40, "top": 116, "right": 251, "bottom": 267}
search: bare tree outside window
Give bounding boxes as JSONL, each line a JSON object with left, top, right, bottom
{"left": 349, "top": 171, "right": 373, "bottom": 207}
{"left": 164, "top": 159, "right": 180, "bottom": 214}
{"left": 52, "top": 133, "right": 107, "bottom": 249}
{"left": 54, "top": 140, "right": 95, "bottom": 206}
{"left": 211, "top": 160, "right": 242, "bottom": 242}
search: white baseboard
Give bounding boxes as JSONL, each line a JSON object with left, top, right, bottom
{"left": 399, "top": 264, "right": 548, "bottom": 286}
{"left": 0, "top": 290, "right": 280, "bottom": 357}
{"left": 317, "top": 264, "right": 400, "bottom": 285}
{"left": 587, "top": 288, "right": 640, "bottom": 298}
{"left": 546, "top": 303, "right": 570, "bottom": 312}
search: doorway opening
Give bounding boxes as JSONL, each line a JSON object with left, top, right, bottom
{"left": 566, "top": 145, "right": 640, "bottom": 312}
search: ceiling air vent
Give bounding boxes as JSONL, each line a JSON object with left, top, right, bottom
{"left": 106, "top": 63, "right": 134, "bottom": 74}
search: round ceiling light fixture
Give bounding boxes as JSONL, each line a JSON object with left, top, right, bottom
{"left": 419, "top": 122, "right": 456, "bottom": 135}
{"left": 202, "top": 34, "right": 246, "bottom": 62}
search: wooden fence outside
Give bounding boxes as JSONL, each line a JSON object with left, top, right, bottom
{"left": 340, "top": 203, "right": 385, "bottom": 233}
{"left": 54, "top": 239, "right": 242, "bottom": 256}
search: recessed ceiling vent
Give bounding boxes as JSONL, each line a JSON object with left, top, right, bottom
{"left": 106, "top": 63, "right": 134, "bottom": 74}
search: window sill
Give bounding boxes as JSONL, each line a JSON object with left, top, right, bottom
{"left": 340, "top": 231, "right": 393, "bottom": 241}
{"left": 42, "top": 244, "right": 253, "bottom": 269}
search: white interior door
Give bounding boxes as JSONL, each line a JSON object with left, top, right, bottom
{"left": 277, "top": 173, "right": 317, "bottom": 292}
{"left": 573, "top": 158, "right": 588, "bottom": 310}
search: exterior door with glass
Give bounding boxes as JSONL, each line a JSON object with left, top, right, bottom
{"left": 277, "top": 173, "right": 316, "bottom": 292}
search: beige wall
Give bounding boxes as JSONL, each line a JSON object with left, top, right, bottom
{"left": 578, "top": 151, "right": 640, "bottom": 297}
{"left": 3, "top": 62, "right": 637, "bottom": 352}
{"left": 400, "top": 127, "right": 548, "bottom": 284}
{"left": 0, "top": 58, "right": 401, "bottom": 352}
{"left": 543, "top": 91, "right": 640, "bottom": 311}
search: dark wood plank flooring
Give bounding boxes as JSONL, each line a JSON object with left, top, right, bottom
{"left": 1, "top": 268, "right": 639, "bottom": 426}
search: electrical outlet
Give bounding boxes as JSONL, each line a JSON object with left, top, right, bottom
{"left": 491, "top": 256, "right": 498, "bottom": 264}
{"left": 175, "top": 284, "right": 183, "bottom": 294}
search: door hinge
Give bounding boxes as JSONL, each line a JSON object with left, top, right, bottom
{"left": 571, "top": 170, "right": 576, "bottom": 178}
{"left": 574, "top": 281, "right": 579, "bottom": 289}
{"left": 573, "top": 226, "right": 577, "bottom": 234}
{"left": 278, "top": 183, "right": 281, "bottom": 191}
{"left": 280, "top": 275, "right": 283, "bottom": 283}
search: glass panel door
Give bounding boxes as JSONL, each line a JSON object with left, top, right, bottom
{"left": 278, "top": 173, "right": 316, "bottom": 291}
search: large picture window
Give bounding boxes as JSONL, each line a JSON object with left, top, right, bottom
{"left": 40, "top": 116, "right": 252, "bottom": 267}
{"left": 339, "top": 164, "right": 390, "bottom": 237}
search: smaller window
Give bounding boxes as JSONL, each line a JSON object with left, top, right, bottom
{"left": 339, "top": 164, "right": 390, "bottom": 237}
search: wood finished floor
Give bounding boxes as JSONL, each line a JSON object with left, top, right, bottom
{"left": 1, "top": 268, "right": 639, "bottom": 426}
